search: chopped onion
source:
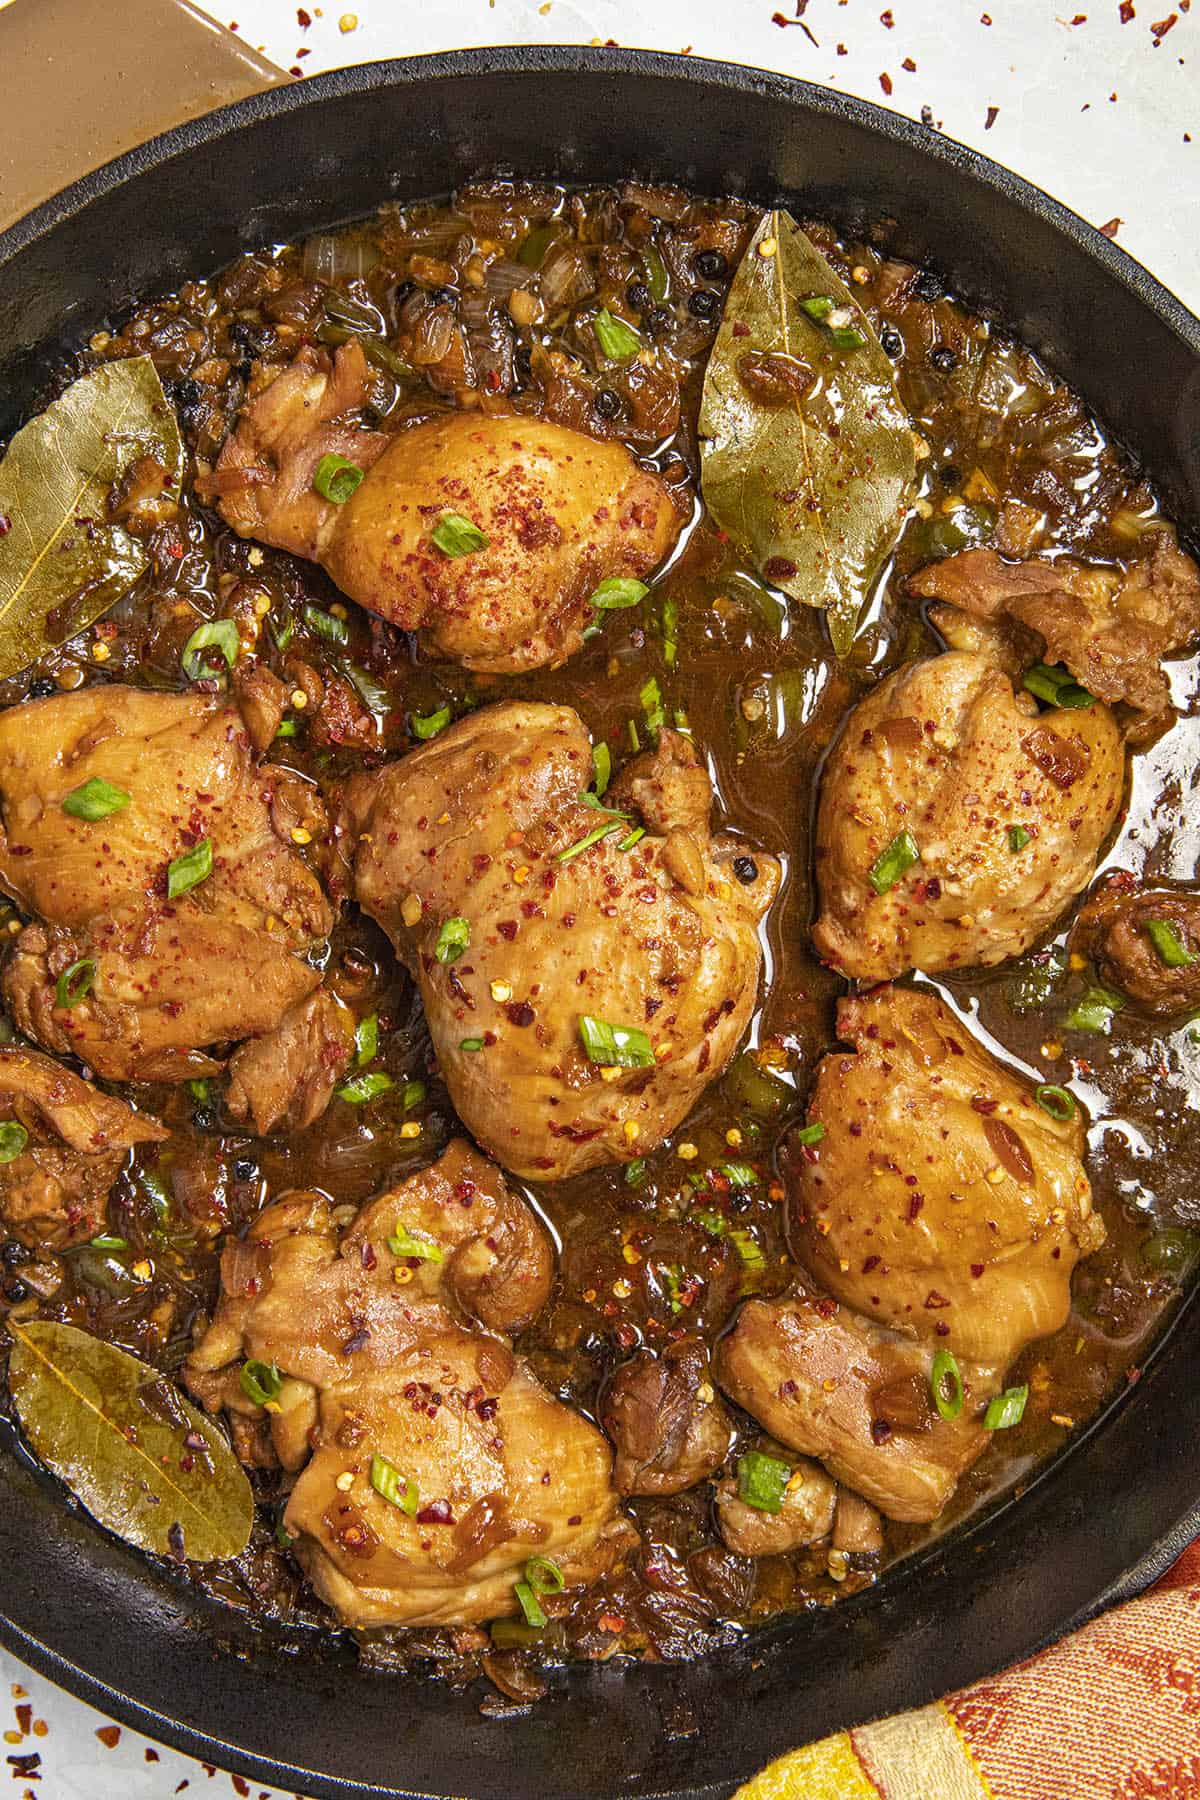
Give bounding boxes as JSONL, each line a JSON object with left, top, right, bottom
{"left": 540, "top": 240, "right": 595, "bottom": 310}
{"left": 301, "top": 233, "right": 380, "bottom": 284}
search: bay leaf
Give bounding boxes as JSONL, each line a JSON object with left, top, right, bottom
{"left": 0, "top": 357, "right": 184, "bottom": 680}
{"left": 699, "top": 210, "right": 917, "bottom": 655}
{"left": 8, "top": 1319, "right": 252, "bottom": 1563}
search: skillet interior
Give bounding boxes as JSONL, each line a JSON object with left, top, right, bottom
{"left": 0, "top": 47, "right": 1198, "bottom": 1800}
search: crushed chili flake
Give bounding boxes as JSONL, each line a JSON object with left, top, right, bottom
{"left": 1119, "top": 0, "right": 1135, "bottom": 16}
{"left": 879, "top": 71, "right": 894, "bottom": 94}
{"left": 1151, "top": 10, "right": 1177, "bottom": 34}
{"left": 985, "top": 105, "right": 1000, "bottom": 129}
{"left": 95, "top": 1726, "right": 121, "bottom": 1748}
{"left": 1099, "top": 217, "right": 1122, "bottom": 238}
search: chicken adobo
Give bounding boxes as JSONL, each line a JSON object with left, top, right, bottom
{"left": 0, "top": 178, "right": 1195, "bottom": 1694}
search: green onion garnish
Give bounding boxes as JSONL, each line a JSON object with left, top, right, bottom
{"left": 801, "top": 295, "right": 834, "bottom": 321}
{"left": 869, "top": 830, "right": 920, "bottom": 895}
{"left": 0, "top": 1122, "right": 28, "bottom": 1163}
{"left": 270, "top": 614, "right": 295, "bottom": 652}
{"left": 313, "top": 452, "right": 364, "bottom": 504}
{"left": 592, "top": 742, "right": 612, "bottom": 797}
{"left": 303, "top": 604, "right": 349, "bottom": 646}
{"left": 335, "top": 1071, "right": 394, "bottom": 1104}
{"left": 1034, "top": 1083, "right": 1076, "bottom": 1122}
{"left": 661, "top": 596, "right": 679, "bottom": 669}
{"left": 369, "top": 1452, "right": 418, "bottom": 1514}
{"left": 187, "top": 1078, "right": 211, "bottom": 1104}
{"left": 355, "top": 1012, "right": 379, "bottom": 1067}
{"left": 591, "top": 577, "right": 649, "bottom": 611}
{"left": 240, "top": 1359, "right": 283, "bottom": 1407}
{"left": 167, "top": 838, "right": 212, "bottom": 899}
{"left": 793, "top": 1122, "right": 826, "bottom": 1147}
{"left": 1023, "top": 663, "right": 1094, "bottom": 709}
{"left": 435, "top": 916, "right": 470, "bottom": 963}
{"left": 411, "top": 704, "right": 451, "bottom": 741}
{"left": 62, "top": 777, "right": 131, "bottom": 822}
{"left": 557, "top": 820, "right": 622, "bottom": 863}
{"left": 459, "top": 1037, "right": 485, "bottom": 1052}
{"left": 181, "top": 618, "right": 239, "bottom": 683}
{"left": 618, "top": 826, "right": 645, "bottom": 852}
{"left": 623, "top": 1158, "right": 648, "bottom": 1187}
{"left": 626, "top": 718, "right": 641, "bottom": 754}
{"left": 402, "top": 1079, "right": 426, "bottom": 1112}
{"left": 728, "top": 1228, "right": 765, "bottom": 1271}
{"left": 387, "top": 1224, "right": 444, "bottom": 1263}
{"left": 984, "top": 1384, "right": 1029, "bottom": 1431}
{"left": 90, "top": 1234, "right": 128, "bottom": 1251}
{"left": 55, "top": 958, "right": 95, "bottom": 1010}
{"left": 578, "top": 1014, "right": 656, "bottom": 1069}
{"left": 640, "top": 675, "right": 665, "bottom": 738}
{"left": 515, "top": 1581, "right": 547, "bottom": 1628}
{"left": 1007, "top": 825, "right": 1032, "bottom": 853}
{"left": 1064, "top": 985, "right": 1125, "bottom": 1033}
{"left": 930, "top": 1348, "right": 964, "bottom": 1422}
{"left": 431, "top": 512, "right": 488, "bottom": 557}
{"left": 1145, "top": 918, "right": 1198, "bottom": 969}
{"left": 593, "top": 307, "right": 641, "bottom": 361}
{"left": 275, "top": 719, "right": 298, "bottom": 739}
{"left": 345, "top": 662, "right": 388, "bottom": 717}
{"left": 525, "top": 1555, "right": 565, "bottom": 1595}
{"left": 736, "top": 1449, "right": 791, "bottom": 1514}
{"left": 721, "top": 1162, "right": 757, "bottom": 1188}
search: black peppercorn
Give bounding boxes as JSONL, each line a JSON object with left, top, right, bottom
{"left": 514, "top": 343, "right": 533, "bottom": 386}
{"left": 732, "top": 855, "right": 759, "bottom": 885}
{"left": 193, "top": 1107, "right": 215, "bottom": 1131}
{"left": 879, "top": 327, "right": 904, "bottom": 358}
{"left": 625, "top": 280, "right": 652, "bottom": 313}
{"left": 234, "top": 1158, "right": 257, "bottom": 1181}
{"left": 28, "top": 677, "right": 56, "bottom": 699}
{"left": 594, "top": 388, "right": 622, "bottom": 420}
{"left": 173, "top": 378, "right": 201, "bottom": 408}
{"left": 930, "top": 345, "right": 959, "bottom": 372}
{"left": 694, "top": 249, "right": 727, "bottom": 280}
{"left": 0, "top": 1241, "right": 26, "bottom": 1268}
{"left": 913, "top": 269, "right": 943, "bottom": 302}
{"left": 688, "top": 289, "right": 720, "bottom": 321}
{"left": 429, "top": 286, "right": 458, "bottom": 309}
{"left": 229, "top": 319, "right": 263, "bottom": 354}
{"left": 939, "top": 463, "right": 962, "bottom": 490}
{"left": 647, "top": 306, "right": 675, "bottom": 337}
{"left": 3, "top": 1278, "right": 27, "bottom": 1304}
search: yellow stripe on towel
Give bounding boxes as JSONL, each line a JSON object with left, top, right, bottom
{"left": 735, "top": 1729, "right": 882, "bottom": 1800}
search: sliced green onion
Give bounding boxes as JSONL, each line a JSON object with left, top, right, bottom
{"left": 1007, "top": 824, "right": 1032, "bottom": 853}
{"left": 618, "top": 826, "right": 645, "bottom": 852}
{"left": 736, "top": 1449, "right": 791, "bottom": 1514}
{"left": 240, "top": 1359, "right": 282, "bottom": 1407}
{"left": 270, "top": 614, "right": 295, "bottom": 653}
{"left": 459, "top": 1036, "right": 485, "bottom": 1052}
{"left": 579, "top": 792, "right": 631, "bottom": 817}
{"left": 55, "top": 958, "right": 95, "bottom": 1010}
{"left": 187, "top": 1078, "right": 211, "bottom": 1104}
{"left": 626, "top": 717, "right": 641, "bottom": 754}
{"left": 0, "top": 1121, "right": 28, "bottom": 1163}
{"left": 402, "top": 1079, "right": 426, "bottom": 1111}
{"left": 593, "top": 307, "right": 641, "bottom": 361}
{"left": 90, "top": 1234, "right": 128, "bottom": 1251}
{"left": 431, "top": 512, "right": 488, "bottom": 557}
{"left": 801, "top": 295, "right": 834, "bottom": 321}
{"left": 1034, "top": 1083, "right": 1076, "bottom": 1122}
{"left": 525, "top": 1555, "right": 565, "bottom": 1595}
{"left": 661, "top": 595, "right": 679, "bottom": 669}
{"left": 387, "top": 1224, "right": 444, "bottom": 1263}
{"left": 344, "top": 662, "right": 389, "bottom": 717}
{"left": 1023, "top": 662, "right": 1094, "bottom": 709}
{"left": 623, "top": 1158, "right": 648, "bottom": 1188}
{"left": 1145, "top": 918, "right": 1198, "bottom": 969}
{"left": 1064, "top": 985, "right": 1125, "bottom": 1033}
{"left": 591, "top": 577, "right": 649, "bottom": 611}
{"left": 592, "top": 742, "right": 612, "bottom": 797}
{"left": 728, "top": 1228, "right": 765, "bottom": 1271}
{"left": 303, "top": 604, "right": 349, "bottom": 646}
{"left": 514, "top": 1580, "right": 547, "bottom": 1628}
{"left": 181, "top": 618, "right": 239, "bottom": 683}
{"left": 355, "top": 1012, "right": 379, "bottom": 1068}
{"left": 869, "top": 830, "right": 920, "bottom": 896}
{"left": 793, "top": 1122, "right": 826, "bottom": 1147}
{"left": 336, "top": 1070, "right": 394, "bottom": 1104}
{"left": 435, "top": 916, "right": 470, "bottom": 963}
{"left": 721, "top": 1161, "right": 757, "bottom": 1188}
{"left": 578, "top": 1014, "right": 655, "bottom": 1069}
{"left": 930, "top": 1348, "right": 964, "bottom": 1422}
{"left": 369, "top": 1452, "right": 418, "bottom": 1514}
{"left": 313, "top": 452, "right": 364, "bottom": 504}
{"left": 62, "top": 777, "right": 131, "bottom": 822}
{"left": 984, "top": 1384, "right": 1029, "bottom": 1431}
{"left": 640, "top": 675, "right": 665, "bottom": 738}
{"left": 275, "top": 719, "right": 298, "bottom": 740}
{"left": 167, "top": 838, "right": 212, "bottom": 899}
{"left": 411, "top": 704, "right": 451, "bottom": 741}
{"left": 557, "top": 819, "right": 621, "bottom": 863}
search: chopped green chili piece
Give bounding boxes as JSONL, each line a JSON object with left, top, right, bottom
{"left": 661, "top": 595, "right": 679, "bottom": 669}
{"left": 578, "top": 1014, "right": 656, "bottom": 1069}
{"left": 831, "top": 325, "right": 868, "bottom": 349}
{"left": 355, "top": 1012, "right": 379, "bottom": 1067}
{"left": 402, "top": 1079, "right": 426, "bottom": 1112}
{"left": 1064, "top": 985, "right": 1125, "bottom": 1033}
{"left": 517, "top": 223, "right": 559, "bottom": 268}
{"left": 721, "top": 1161, "right": 758, "bottom": 1188}
{"left": 431, "top": 512, "right": 488, "bottom": 557}
{"left": 369, "top": 1452, "right": 418, "bottom": 1514}
{"left": 623, "top": 1158, "right": 648, "bottom": 1188}
{"left": 592, "top": 742, "right": 612, "bottom": 797}
{"left": 0, "top": 1121, "right": 28, "bottom": 1163}
{"left": 1145, "top": 918, "right": 1198, "bottom": 968}
{"left": 62, "top": 777, "right": 131, "bottom": 822}
{"left": 240, "top": 1359, "right": 283, "bottom": 1407}
{"left": 593, "top": 307, "right": 641, "bottom": 361}
{"left": 303, "top": 604, "right": 349, "bottom": 646}
{"left": 793, "top": 1122, "right": 826, "bottom": 1147}
{"left": 336, "top": 1071, "right": 394, "bottom": 1104}
{"left": 526, "top": 1554, "right": 565, "bottom": 1594}
{"left": 187, "top": 1078, "right": 211, "bottom": 1104}
{"left": 641, "top": 245, "right": 669, "bottom": 303}
{"left": 869, "top": 830, "right": 920, "bottom": 895}
{"left": 591, "top": 577, "right": 649, "bottom": 611}
{"left": 90, "top": 1234, "right": 128, "bottom": 1252}
{"left": 800, "top": 295, "right": 834, "bottom": 321}
{"left": 1007, "top": 824, "right": 1032, "bottom": 853}
{"left": 313, "top": 452, "right": 364, "bottom": 503}
{"left": 930, "top": 1348, "right": 964, "bottom": 1422}
{"left": 55, "top": 958, "right": 95, "bottom": 1010}
{"left": 459, "top": 1036, "right": 485, "bottom": 1052}
{"left": 557, "top": 820, "right": 621, "bottom": 863}
{"left": 387, "top": 1224, "right": 444, "bottom": 1263}
{"left": 167, "top": 838, "right": 212, "bottom": 899}
{"left": 274, "top": 719, "right": 298, "bottom": 739}
{"left": 411, "top": 704, "right": 451, "bottom": 740}
{"left": 737, "top": 1449, "right": 791, "bottom": 1514}
{"left": 640, "top": 675, "right": 665, "bottom": 737}
{"left": 984, "top": 1384, "right": 1029, "bottom": 1431}
{"left": 139, "top": 1167, "right": 171, "bottom": 1216}
{"left": 1023, "top": 662, "right": 1093, "bottom": 709}
{"left": 434, "top": 916, "right": 470, "bottom": 963}
{"left": 1034, "top": 1083, "right": 1076, "bottom": 1122}
{"left": 514, "top": 1581, "right": 547, "bottom": 1628}
{"left": 181, "top": 618, "right": 239, "bottom": 683}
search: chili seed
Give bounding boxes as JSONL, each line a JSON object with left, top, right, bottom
{"left": 594, "top": 387, "right": 622, "bottom": 420}
{"left": 625, "top": 280, "right": 652, "bottom": 313}
{"left": 732, "top": 856, "right": 759, "bottom": 885}
{"left": 930, "top": 345, "right": 959, "bottom": 372}
{"left": 688, "top": 289, "right": 720, "bottom": 321}
{"left": 693, "top": 249, "right": 727, "bottom": 280}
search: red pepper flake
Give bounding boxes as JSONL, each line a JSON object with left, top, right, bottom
{"left": 1099, "top": 217, "right": 1122, "bottom": 238}
{"left": 289, "top": 64, "right": 303, "bottom": 76}
{"left": 297, "top": 4, "right": 312, "bottom": 20}
{"left": 1070, "top": 10, "right": 1087, "bottom": 19}
{"left": 145, "top": 1748, "right": 160, "bottom": 1762}
{"left": 597, "top": 1613, "right": 625, "bottom": 1633}
{"left": 1119, "top": 0, "right": 1135, "bottom": 17}
{"left": 924, "top": 1289, "right": 951, "bottom": 1309}
{"left": 95, "top": 1726, "right": 121, "bottom": 1748}
{"left": 880, "top": 71, "right": 894, "bottom": 93}
{"left": 985, "top": 104, "right": 1000, "bottom": 129}
{"left": 232, "top": 1780, "right": 251, "bottom": 1798}
{"left": 1151, "top": 10, "right": 1177, "bottom": 35}
{"left": 416, "top": 1498, "right": 455, "bottom": 1525}
{"left": 902, "top": 55, "right": 917, "bottom": 69}
{"left": 880, "top": 7, "right": 894, "bottom": 21}
{"left": 296, "top": 45, "right": 311, "bottom": 56}
{"left": 0, "top": 516, "right": 10, "bottom": 538}
{"left": 14, "top": 1707, "right": 30, "bottom": 1737}
{"left": 980, "top": 9, "right": 992, "bottom": 19}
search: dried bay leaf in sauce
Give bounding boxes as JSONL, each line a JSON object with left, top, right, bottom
{"left": 699, "top": 210, "right": 917, "bottom": 656}
{"left": 8, "top": 1319, "right": 252, "bottom": 1563}
{"left": 0, "top": 356, "right": 183, "bottom": 679}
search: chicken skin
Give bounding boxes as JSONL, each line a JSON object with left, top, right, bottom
{"left": 1072, "top": 871, "right": 1200, "bottom": 1017}
{"left": 0, "top": 1047, "right": 166, "bottom": 1250}
{"left": 185, "top": 1139, "right": 628, "bottom": 1627}
{"left": 789, "top": 986, "right": 1104, "bottom": 1365}
{"left": 811, "top": 651, "right": 1125, "bottom": 981}
{"left": 342, "top": 703, "right": 779, "bottom": 1180}
{"left": 204, "top": 342, "right": 682, "bottom": 673}
{"left": 0, "top": 685, "right": 335, "bottom": 1091}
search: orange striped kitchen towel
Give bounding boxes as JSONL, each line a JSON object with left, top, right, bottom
{"left": 738, "top": 1540, "right": 1200, "bottom": 1800}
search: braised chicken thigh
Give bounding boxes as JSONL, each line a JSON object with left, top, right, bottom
{"left": 206, "top": 343, "right": 682, "bottom": 673}
{"left": 601, "top": 1337, "right": 732, "bottom": 1498}
{"left": 343, "top": 702, "right": 778, "bottom": 1179}
{"left": 186, "top": 1139, "right": 628, "bottom": 1626}
{"left": 811, "top": 651, "right": 1125, "bottom": 981}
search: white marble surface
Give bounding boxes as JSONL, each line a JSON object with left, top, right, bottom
{"left": 0, "top": 0, "right": 1196, "bottom": 1793}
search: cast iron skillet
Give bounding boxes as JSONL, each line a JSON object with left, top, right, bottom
{"left": 0, "top": 47, "right": 1198, "bottom": 1800}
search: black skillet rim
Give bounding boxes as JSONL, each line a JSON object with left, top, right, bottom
{"left": 0, "top": 44, "right": 1198, "bottom": 1800}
